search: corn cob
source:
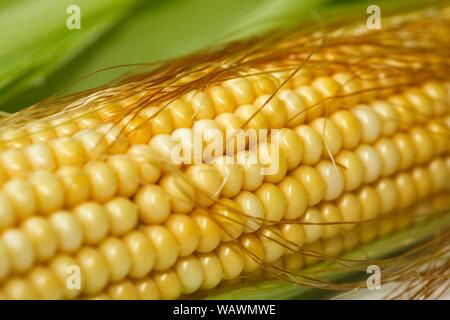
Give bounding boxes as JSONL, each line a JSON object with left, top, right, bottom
{"left": 0, "top": 6, "right": 449, "bottom": 300}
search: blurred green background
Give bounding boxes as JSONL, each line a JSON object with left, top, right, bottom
{"left": 0, "top": 0, "right": 426, "bottom": 112}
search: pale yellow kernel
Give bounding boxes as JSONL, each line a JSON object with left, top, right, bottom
{"left": 74, "top": 130, "right": 108, "bottom": 159}
{"left": 215, "top": 243, "right": 244, "bottom": 280}
{"left": 193, "top": 119, "right": 223, "bottom": 160}
{"left": 135, "top": 278, "right": 160, "bottom": 300}
{"left": 24, "top": 144, "right": 56, "bottom": 171}
{"left": 49, "top": 116, "right": 79, "bottom": 137}
{"left": 108, "top": 280, "right": 139, "bottom": 300}
{"left": 50, "top": 137, "right": 86, "bottom": 167}
{"left": 315, "top": 160, "right": 344, "bottom": 201}
{"left": 1, "top": 149, "right": 31, "bottom": 178}
{"left": 293, "top": 125, "right": 322, "bottom": 165}
{"left": 175, "top": 255, "right": 204, "bottom": 294}
{"left": 123, "top": 231, "right": 156, "bottom": 278}
{"left": 22, "top": 217, "right": 57, "bottom": 262}
{"left": 104, "top": 197, "right": 138, "bottom": 236}
{"left": 172, "top": 127, "right": 202, "bottom": 164}
{"left": 184, "top": 90, "right": 215, "bottom": 120}
{"left": 311, "top": 76, "right": 340, "bottom": 113}
{"left": 258, "top": 226, "right": 284, "bottom": 262}
{"left": 96, "top": 123, "right": 130, "bottom": 155}
{"left": 233, "top": 191, "right": 265, "bottom": 233}
{"left": 330, "top": 110, "right": 362, "bottom": 149}
{"left": 28, "top": 171, "right": 64, "bottom": 214}
{"left": 74, "top": 202, "right": 109, "bottom": 245}
{"left": 290, "top": 166, "right": 326, "bottom": 206}
{"left": 149, "top": 134, "right": 181, "bottom": 171}
{"left": 395, "top": 173, "right": 417, "bottom": 209}
{"left": 300, "top": 208, "right": 323, "bottom": 243}
{"left": 283, "top": 254, "right": 304, "bottom": 271}
{"left": 310, "top": 117, "right": 342, "bottom": 158}
{"left": 215, "top": 113, "right": 246, "bottom": 154}
{"left": 295, "top": 85, "right": 323, "bottom": 121}
{"left": 278, "top": 90, "right": 306, "bottom": 127}
{"left": 0, "top": 191, "right": 16, "bottom": 231}
{"left": 270, "top": 128, "right": 303, "bottom": 170}
{"left": 0, "top": 240, "right": 12, "bottom": 281}
{"left": 236, "top": 150, "right": 264, "bottom": 191}
{"left": 119, "top": 114, "right": 152, "bottom": 145}
{"left": 140, "top": 107, "right": 173, "bottom": 135}
{"left": 187, "top": 164, "right": 223, "bottom": 207}
{"left": 165, "top": 214, "right": 201, "bottom": 257}
{"left": 3, "top": 179, "right": 36, "bottom": 220}
{"left": 143, "top": 225, "right": 179, "bottom": 271}
{"left": 235, "top": 104, "right": 270, "bottom": 131}
{"left": 332, "top": 72, "right": 362, "bottom": 106}
{"left": 318, "top": 203, "right": 342, "bottom": 239}
{"left": 28, "top": 267, "right": 63, "bottom": 300}
{"left": 358, "top": 186, "right": 381, "bottom": 221}
{"left": 166, "top": 99, "right": 194, "bottom": 129}
{"left": 2, "top": 229, "right": 35, "bottom": 273}
{"left": 72, "top": 110, "right": 100, "bottom": 130}
{"left": 280, "top": 223, "right": 306, "bottom": 251}
{"left": 254, "top": 95, "right": 287, "bottom": 129}
{"left": 211, "top": 198, "right": 245, "bottom": 241}
{"left": 135, "top": 185, "right": 171, "bottom": 224}
{"left": 342, "top": 230, "right": 360, "bottom": 251}
{"left": 198, "top": 252, "right": 223, "bottom": 290}
{"left": 422, "top": 81, "right": 448, "bottom": 115}
{"left": 277, "top": 176, "right": 307, "bottom": 220}
{"left": 359, "top": 222, "right": 379, "bottom": 244}
{"left": 251, "top": 74, "right": 279, "bottom": 95}
{"left": 77, "top": 247, "right": 110, "bottom": 295}
{"left": 374, "top": 178, "right": 398, "bottom": 215}
{"left": 0, "top": 127, "right": 30, "bottom": 149}
{"left": 159, "top": 174, "right": 196, "bottom": 214}
{"left": 190, "top": 209, "right": 222, "bottom": 253}
{"left": 302, "top": 241, "right": 323, "bottom": 266}
{"left": 50, "top": 211, "right": 83, "bottom": 254}
{"left": 212, "top": 156, "right": 243, "bottom": 198}
{"left": 352, "top": 106, "right": 381, "bottom": 143}
{"left": 239, "top": 234, "right": 265, "bottom": 272}
{"left": 108, "top": 155, "right": 140, "bottom": 197}
{"left": 356, "top": 144, "right": 382, "bottom": 183}
{"left": 428, "top": 159, "right": 449, "bottom": 193}
{"left": 392, "top": 132, "right": 415, "bottom": 171}
{"left": 255, "top": 183, "right": 286, "bottom": 224}
{"left": 335, "top": 150, "right": 365, "bottom": 191}
{"left": 223, "top": 77, "right": 255, "bottom": 106}
{"left": 336, "top": 193, "right": 362, "bottom": 231}
{"left": 411, "top": 167, "right": 433, "bottom": 200}
{"left": 127, "top": 144, "right": 161, "bottom": 184}
{"left": 426, "top": 119, "right": 448, "bottom": 156}
{"left": 374, "top": 138, "right": 400, "bottom": 177}
{"left": 207, "top": 86, "right": 235, "bottom": 114}
{"left": 85, "top": 161, "right": 118, "bottom": 203}
{"left": 387, "top": 95, "right": 415, "bottom": 130}
{"left": 322, "top": 235, "right": 344, "bottom": 257}
{"left": 55, "top": 167, "right": 89, "bottom": 208}
{"left": 99, "top": 237, "right": 132, "bottom": 282}
{"left": 410, "top": 127, "right": 434, "bottom": 165}
{"left": 404, "top": 88, "right": 434, "bottom": 121}
{"left": 257, "top": 142, "right": 288, "bottom": 183}
{"left": 153, "top": 269, "right": 182, "bottom": 300}
{"left": 49, "top": 255, "right": 81, "bottom": 299}
{"left": 4, "top": 277, "right": 38, "bottom": 300}
{"left": 372, "top": 101, "right": 398, "bottom": 136}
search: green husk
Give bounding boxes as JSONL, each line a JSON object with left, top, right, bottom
{"left": 206, "top": 213, "right": 450, "bottom": 300}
